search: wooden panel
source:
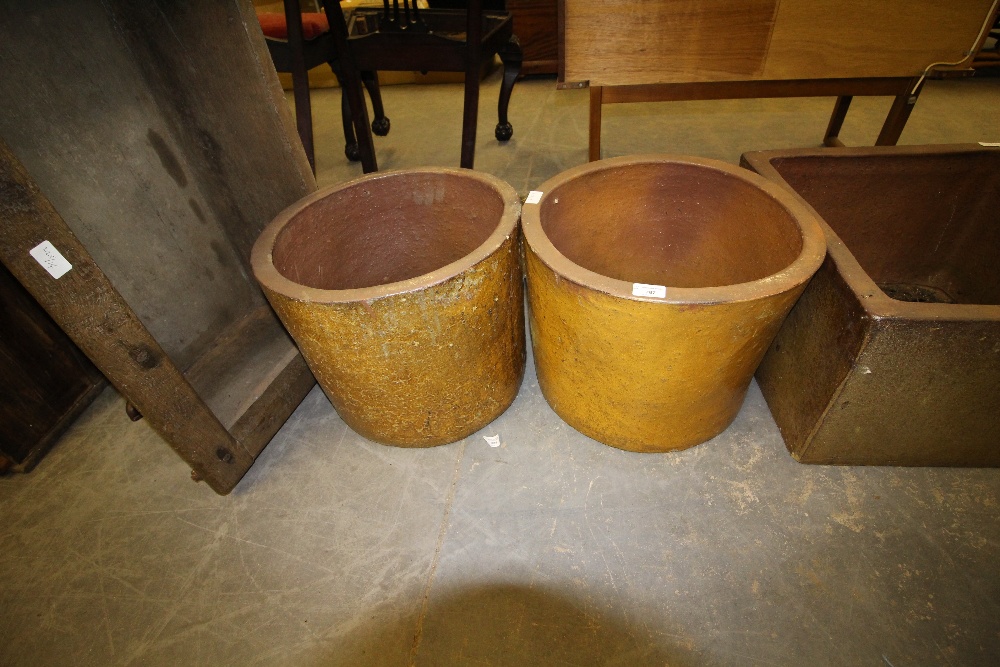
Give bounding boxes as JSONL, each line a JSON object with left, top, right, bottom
{"left": 562, "top": 0, "right": 996, "bottom": 86}
{"left": 762, "top": 0, "right": 997, "bottom": 79}
{"left": 564, "top": 0, "right": 779, "bottom": 86}
{"left": 0, "top": 0, "right": 314, "bottom": 369}
{"left": 0, "top": 0, "right": 317, "bottom": 494}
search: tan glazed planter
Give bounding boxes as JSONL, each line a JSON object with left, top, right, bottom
{"left": 521, "top": 155, "right": 826, "bottom": 452}
{"left": 252, "top": 168, "right": 524, "bottom": 447}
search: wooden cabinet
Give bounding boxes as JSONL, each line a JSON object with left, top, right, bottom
{"left": 0, "top": 263, "right": 104, "bottom": 472}
{"left": 507, "top": 0, "right": 558, "bottom": 74}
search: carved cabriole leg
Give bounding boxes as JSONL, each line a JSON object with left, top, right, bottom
{"left": 331, "top": 64, "right": 361, "bottom": 162}
{"left": 323, "top": 0, "right": 377, "bottom": 172}
{"left": 333, "top": 67, "right": 389, "bottom": 161}
{"left": 364, "top": 72, "right": 391, "bottom": 136}
{"left": 495, "top": 35, "right": 522, "bottom": 142}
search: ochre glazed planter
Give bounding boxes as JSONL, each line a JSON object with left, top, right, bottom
{"left": 742, "top": 144, "right": 1000, "bottom": 466}
{"left": 521, "top": 155, "right": 826, "bottom": 452}
{"left": 252, "top": 168, "right": 524, "bottom": 447}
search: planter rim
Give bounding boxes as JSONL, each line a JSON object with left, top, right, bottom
{"left": 251, "top": 167, "right": 521, "bottom": 304}
{"left": 521, "top": 154, "right": 827, "bottom": 305}
{"left": 742, "top": 144, "right": 1000, "bottom": 320}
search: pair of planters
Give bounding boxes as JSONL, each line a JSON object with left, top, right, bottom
{"left": 251, "top": 157, "right": 825, "bottom": 452}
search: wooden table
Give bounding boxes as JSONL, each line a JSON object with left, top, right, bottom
{"left": 558, "top": 0, "right": 999, "bottom": 161}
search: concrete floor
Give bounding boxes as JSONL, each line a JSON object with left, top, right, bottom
{"left": 2, "top": 72, "right": 1000, "bottom": 666}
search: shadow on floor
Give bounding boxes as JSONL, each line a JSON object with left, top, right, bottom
{"left": 316, "top": 583, "right": 688, "bottom": 666}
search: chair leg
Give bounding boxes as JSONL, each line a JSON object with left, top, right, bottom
{"left": 284, "top": 0, "right": 315, "bottom": 172}
{"left": 331, "top": 64, "right": 361, "bottom": 162}
{"left": 362, "top": 72, "right": 390, "bottom": 136}
{"left": 291, "top": 70, "right": 316, "bottom": 171}
{"left": 461, "top": 0, "right": 484, "bottom": 169}
{"left": 495, "top": 35, "right": 521, "bottom": 142}
{"left": 323, "top": 0, "right": 377, "bottom": 172}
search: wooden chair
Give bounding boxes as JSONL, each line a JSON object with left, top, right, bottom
{"left": 258, "top": 0, "right": 388, "bottom": 171}
{"left": 323, "top": 0, "right": 522, "bottom": 169}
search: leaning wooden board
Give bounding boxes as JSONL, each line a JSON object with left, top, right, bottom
{"left": 0, "top": 0, "right": 316, "bottom": 494}
{"left": 560, "top": 0, "right": 999, "bottom": 159}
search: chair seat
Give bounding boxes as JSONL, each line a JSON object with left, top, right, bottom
{"left": 325, "top": 1, "right": 523, "bottom": 169}
{"left": 258, "top": 12, "right": 329, "bottom": 40}
{"left": 347, "top": 9, "right": 513, "bottom": 73}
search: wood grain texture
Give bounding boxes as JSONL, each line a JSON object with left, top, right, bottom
{"left": 761, "top": 0, "right": 995, "bottom": 80}
{"left": 507, "top": 0, "right": 559, "bottom": 74}
{"left": 563, "top": 0, "right": 996, "bottom": 86}
{"left": 564, "top": 0, "right": 779, "bottom": 86}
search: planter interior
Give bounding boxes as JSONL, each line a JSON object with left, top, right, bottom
{"left": 766, "top": 150, "right": 1000, "bottom": 306}
{"left": 271, "top": 172, "right": 505, "bottom": 292}
{"left": 539, "top": 162, "right": 804, "bottom": 289}
{"left": 523, "top": 156, "right": 825, "bottom": 453}
{"left": 743, "top": 144, "right": 1000, "bottom": 466}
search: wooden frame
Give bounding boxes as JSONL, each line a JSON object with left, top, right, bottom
{"left": 584, "top": 76, "right": 923, "bottom": 162}
{"left": 0, "top": 0, "right": 317, "bottom": 494}
{"left": 557, "top": 0, "right": 998, "bottom": 161}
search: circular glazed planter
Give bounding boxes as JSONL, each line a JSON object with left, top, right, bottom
{"left": 252, "top": 168, "right": 524, "bottom": 447}
{"left": 521, "top": 155, "right": 826, "bottom": 452}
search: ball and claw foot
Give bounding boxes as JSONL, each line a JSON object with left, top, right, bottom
{"left": 345, "top": 142, "right": 361, "bottom": 162}
{"left": 495, "top": 122, "right": 513, "bottom": 142}
{"left": 372, "top": 116, "right": 391, "bottom": 136}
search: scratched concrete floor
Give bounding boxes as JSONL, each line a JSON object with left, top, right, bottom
{"left": 2, "top": 72, "right": 1000, "bottom": 666}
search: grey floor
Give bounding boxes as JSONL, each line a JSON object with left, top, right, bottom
{"left": 3, "top": 71, "right": 1000, "bottom": 666}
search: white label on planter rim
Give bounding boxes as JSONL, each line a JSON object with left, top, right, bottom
{"left": 484, "top": 434, "right": 501, "bottom": 448}
{"left": 525, "top": 190, "right": 543, "bottom": 205}
{"left": 979, "top": 142, "right": 1000, "bottom": 147}
{"left": 30, "top": 241, "right": 72, "bottom": 279}
{"left": 632, "top": 283, "right": 666, "bottom": 298}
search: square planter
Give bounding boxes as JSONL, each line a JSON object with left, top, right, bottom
{"left": 742, "top": 144, "right": 1000, "bottom": 466}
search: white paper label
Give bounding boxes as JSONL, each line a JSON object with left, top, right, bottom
{"left": 484, "top": 434, "right": 501, "bottom": 448}
{"left": 30, "top": 241, "right": 72, "bottom": 279}
{"left": 632, "top": 283, "right": 666, "bottom": 298}
{"left": 525, "top": 190, "right": 543, "bottom": 205}
{"left": 978, "top": 142, "right": 1000, "bottom": 147}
